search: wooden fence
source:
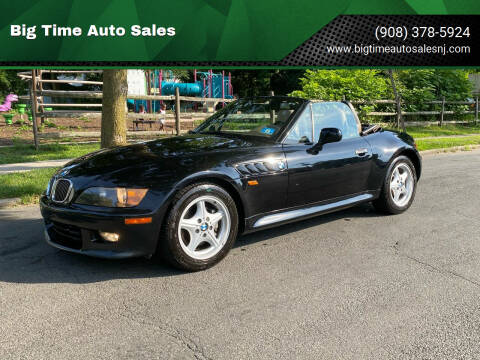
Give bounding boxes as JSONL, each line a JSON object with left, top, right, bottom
{"left": 18, "top": 70, "right": 234, "bottom": 149}
{"left": 349, "top": 98, "right": 479, "bottom": 129}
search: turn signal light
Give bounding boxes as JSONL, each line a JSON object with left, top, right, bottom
{"left": 125, "top": 217, "right": 152, "bottom": 225}
{"left": 248, "top": 180, "right": 259, "bottom": 186}
{"left": 117, "top": 188, "right": 148, "bottom": 207}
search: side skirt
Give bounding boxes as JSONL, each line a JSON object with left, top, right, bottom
{"left": 244, "top": 191, "right": 377, "bottom": 233}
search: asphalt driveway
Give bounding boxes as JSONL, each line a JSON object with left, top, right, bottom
{"left": 1, "top": 150, "right": 479, "bottom": 359}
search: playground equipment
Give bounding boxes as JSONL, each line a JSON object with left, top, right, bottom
{"left": 0, "top": 94, "right": 18, "bottom": 112}
{"left": 129, "top": 70, "right": 233, "bottom": 113}
{"left": 0, "top": 94, "right": 18, "bottom": 125}
{"left": 160, "top": 70, "right": 233, "bottom": 98}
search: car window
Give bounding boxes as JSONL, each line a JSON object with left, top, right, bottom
{"left": 312, "top": 102, "right": 359, "bottom": 141}
{"left": 284, "top": 105, "right": 313, "bottom": 144}
{"left": 194, "top": 98, "right": 303, "bottom": 138}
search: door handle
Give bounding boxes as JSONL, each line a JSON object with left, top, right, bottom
{"left": 355, "top": 148, "right": 368, "bottom": 156}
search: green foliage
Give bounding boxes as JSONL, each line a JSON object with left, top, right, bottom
{"left": 0, "top": 70, "right": 27, "bottom": 101}
{"left": 403, "top": 124, "right": 480, "bottom": 138}
{"left": 230, "top": 70, "right": 273, "bottom": 97}
{"left": 290, "top": 70, "right": 391, "bottom": 121}
{"left": 291, "top": 70, "right": 392, "bottom": 100}
{"left": 415, "top": 135, "right": 480, "bottom": 151}
{"left": 229, "top": 70, "right": 303, "bottom": 97}
{"left": 18, "top": 124, "right": 32, "bottom": 132}
{"left": 290, "top": 69, "right": 474, "bottom": 122}
{"left": 0, "top": 143, "right": 100, "bottom": 165}
{"left": 270, "top": 70, "right": 304, "bottom": 95}
{"left": 171, "top": 69, "right": 192, "bottom": 82}
{"left": 397, "top": 70, "right": 472, "bottom": 112}
{"left": 44, "top": 119, "right": 57, "bottom": 128}
{"left": 0, "top": 167, "right": 58, "bottom": 204}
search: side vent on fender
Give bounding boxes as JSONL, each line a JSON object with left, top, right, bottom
{"left": 235, "top": 159, "right": 286, "bottom": 176}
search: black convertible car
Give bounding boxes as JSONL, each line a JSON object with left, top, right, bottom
{"left": 41, "top": 97, "right": 421, "bottom": 271}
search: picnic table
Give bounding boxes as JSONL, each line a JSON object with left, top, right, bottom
{"left": 132, "top": 119, "right": 162, "bottom": 131}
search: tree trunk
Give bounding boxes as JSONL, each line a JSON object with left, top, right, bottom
{"left": 101, "top": 69, "right": 127, "bottom": 148}
{"left": 388, "top": 69, "right": 405, "bottom": 132}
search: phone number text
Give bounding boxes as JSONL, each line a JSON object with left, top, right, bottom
{"left": 374, "top": 26, "right": 470, "bottom": 41}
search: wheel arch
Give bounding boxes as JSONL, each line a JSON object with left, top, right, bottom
{"left": 395, "top": 148, "right": 422, "bottom": 180}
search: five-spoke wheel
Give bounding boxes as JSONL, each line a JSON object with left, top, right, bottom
{"left": 158, "top": 183, "right": 238, "bottom": 271}
{"left": 389, "top": 162, "right": 414, "bottom": 208}
{"left": 178, "top": 195, "right": 231, "bottom": 260}
{"left": 373, "top": 155, "right": 417, "bottom": 214}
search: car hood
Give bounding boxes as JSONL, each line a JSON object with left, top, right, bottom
{"left": 57, "top": 133, "right": 274, "bottom": 187}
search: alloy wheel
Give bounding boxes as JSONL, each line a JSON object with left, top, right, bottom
{"left": 177, "top": 195, "right": 231, "bottom": 260}
{"left": 389, "top": 162, "right": 414, "bottom": 207}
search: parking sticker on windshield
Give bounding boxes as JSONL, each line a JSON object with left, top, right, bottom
{"left": 261, "top": 127, "right": 276, "bottom": 135}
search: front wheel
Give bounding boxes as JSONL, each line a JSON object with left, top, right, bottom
{"left": 158, "top": 183, "right": 238, "bottom": 271}
{"left": 373, "top": 155, "right": 417, "bottom": 214}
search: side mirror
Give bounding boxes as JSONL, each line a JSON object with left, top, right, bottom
{"left": 319, "top": 128, "right": 342, "bottom": 145}
{"left": 308, "top": 128, "right": 342, "bottom": 154}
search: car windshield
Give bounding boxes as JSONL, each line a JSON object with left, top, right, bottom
{"left": 194, "top": 97, "right": 304, "bottom": 138}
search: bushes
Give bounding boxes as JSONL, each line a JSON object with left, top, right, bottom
{"left": 291, "top": 69, "right": 392, "bottom": 100}
{"left": 290, "top": 70, "right": 392, "bottom": 121}
{"left": 290, "top": 69, "right": 474, "bottom": 122}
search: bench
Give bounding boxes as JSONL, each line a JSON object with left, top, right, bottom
{"left": 132, "top": 119, "right": 161, "bottom": 131}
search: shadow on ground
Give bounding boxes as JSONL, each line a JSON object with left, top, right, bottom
{"left": 0, "top": 203, "right": 378, "bottom": 285}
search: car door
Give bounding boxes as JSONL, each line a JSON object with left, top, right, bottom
{"left": 283, "top": 102, "right": 373, "bottom": 207}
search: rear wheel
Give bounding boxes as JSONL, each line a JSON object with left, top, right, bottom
{"left": 158, "top": 183, "right": 238, "bottom": 271}
{"left": 373, "top": 156, "right": 417, "bottom": 214}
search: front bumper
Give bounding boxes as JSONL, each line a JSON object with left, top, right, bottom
{"left": 40, "top": 196, "right": 162, "bottom": 259}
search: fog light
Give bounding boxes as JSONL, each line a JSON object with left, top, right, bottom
{"left": 99, "top": 231, "right": 120, "bottom": 242}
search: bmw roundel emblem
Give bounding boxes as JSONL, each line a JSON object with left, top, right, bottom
{"left": 278, "top": 161, "right": 286, "bottom": 170}
{"left": 201, "top": 224, "right": 208, "bottom": 231}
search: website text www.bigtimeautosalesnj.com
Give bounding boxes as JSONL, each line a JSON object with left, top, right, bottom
{"left": 326, "top": 43, "right": 470, "bottom": 56}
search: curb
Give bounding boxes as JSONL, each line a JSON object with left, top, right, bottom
{"left": 420, "top": 144, "right": 480, "bottom": 156}
{"left": 0, "top": 159, "right": 72, "bottom": 175}
{"left": 0, "top": 198, "right": 21, "bottom": 208}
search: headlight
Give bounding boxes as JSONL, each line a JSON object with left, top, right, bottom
{"left": 45, "top": 178, "right": 54, "bottom": 196}
{"left": 75, "top": 187, "right": 148, "bottom": 207}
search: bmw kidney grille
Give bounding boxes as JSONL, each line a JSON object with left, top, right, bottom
{"left": 51, "top": 179, "right": 73, "bottom": 203}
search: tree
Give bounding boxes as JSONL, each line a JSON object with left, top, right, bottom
{"left": 397, "top": 69, "right": 472, "bottom": 112}
{"left": 270, "top": 70, "right": 304, "bottom": 95}
{"left": 230, "top": 70, "right": 304, "bottom": 98}
{"left": 290, "top": 70, "right": 392, "bottom": 120}
{"left": 171, "top": 69, "right": 192, "bottom": 82}
{"left": 0, "top": 70, "right": 27, "bottom": 102}
{"left": 230, "top": 70, "right": 273, "bottom": 97}
{"left": 387, "top": 70, "right": 404, "bottom": 131}
{"left": 101, "top": 70, "right": 127, "bottom": 148}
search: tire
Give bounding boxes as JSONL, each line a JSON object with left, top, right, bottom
{"left": 372, "top": 155, "right": 417, "bottom": 215}
{"left": 157, "top": 183, "right": 238, "bottom": 271}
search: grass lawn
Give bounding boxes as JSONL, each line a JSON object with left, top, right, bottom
{"left": 403, "top": 124, "right": 480, "bottom": 138}
{"left": 0, "top": 143, "right": 100, "bottom": 165}
{"left": 415, "top": 135, "right": 480, "bottom": 151}
{"left": 0, "top": 167, "right": 58, "bottom": 204}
